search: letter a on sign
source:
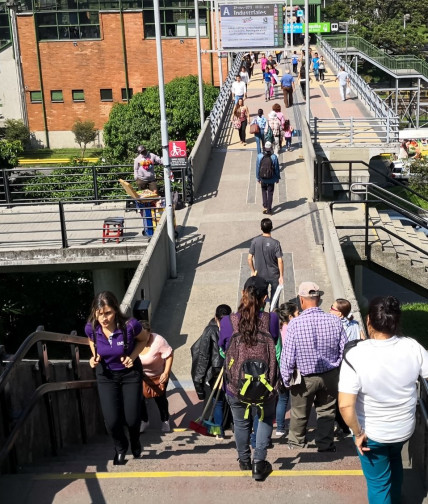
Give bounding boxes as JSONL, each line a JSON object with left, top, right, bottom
{"left": 222, "top": 6, "right": 230, "bottom": 15}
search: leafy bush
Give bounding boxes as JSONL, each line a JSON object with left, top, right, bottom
{"left": 4, "top": 119, "right": 30, "bottom": 148}
{"left": 103, "top": 75, "right": 219, "bottom": 163}
{"left": 0, "top": 139, "right": 23, "bottom": 168}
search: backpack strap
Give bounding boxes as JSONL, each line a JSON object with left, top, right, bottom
{"left": 342, "top": 338, "right": 366, "bottom": 372}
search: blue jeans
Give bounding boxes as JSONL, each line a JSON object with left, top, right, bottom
{"left": 276, "top": 390, "right": 290, "bottom": 431}
{"left": 357, "top": 437, "right": 405, "bottom": 504}
{"left": 255, "top": 132, "right": 265, "bottom": 154}
{"left": 227, "top": 395, "right": 275, "bottom": 462}
{"left": 234, "top": 94, "right": 244, "bottom": 104}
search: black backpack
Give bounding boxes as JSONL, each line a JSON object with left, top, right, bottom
{"left": 259, "top": 153, "right": 274, "bottom": 179}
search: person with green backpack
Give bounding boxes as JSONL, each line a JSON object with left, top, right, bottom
{"left": 219, "top": 276, "right": 279, "bottom": 481}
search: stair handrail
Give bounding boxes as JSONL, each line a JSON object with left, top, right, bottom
{"left": 350, "top": 182, "right": 428, "bottom": 229}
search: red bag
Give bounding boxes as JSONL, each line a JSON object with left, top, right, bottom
{"left": 142, "top": 374, "right": 166, "bottom": 398}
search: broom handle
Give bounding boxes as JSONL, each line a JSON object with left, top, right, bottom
{"left": 198, "top": 367, "right": 224, "bottom": 422}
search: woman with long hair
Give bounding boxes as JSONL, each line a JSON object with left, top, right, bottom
{"left": 339, "top": 296, "right": 428, "bottom": 503}
{"left": 85, "top": 291, "right": 148, "bottom": 465}
{"left": 330, "top": 298, "right": 363, "bottom": 342}
{"left": 219, "top": 276, "right": 279, "bottom": 481}
{"left": 231, "top": 98, "right": 250, "bottom": 145}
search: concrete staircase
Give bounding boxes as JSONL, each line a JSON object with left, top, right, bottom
{"left": 368, "top": 207, "right": 428, "bottom": 288}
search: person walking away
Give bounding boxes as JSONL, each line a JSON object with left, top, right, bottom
{"left": 255, "top": 143, "right": 280, "bottom": 216}
{"left": 134, "top": 145, "right": 162, "bottom": 192}
{"left": 191, "top": 304, "right": 232, "bottom": 439}
{"left": 231, "top": 74, "right": 247, "bottom": 104}
{"left": 281, "top": 282, "right": 347, "bottom": 452}
{"left": 275, "top": 49, "right": 282, "bottom": 64}
{"left": 231, "top": 98, "right": 249, "bottom": 145}
{"left": 272, "top": 103, "right": 285, "bottom": 150}
{"left": 138, "top": 320, "right": 173, "bottom": 434}
{"left": 248, "top": 217, "right": 284, "bottom": 301}
{"left": 291, "top": 51, "right": 298, "bottom": 74}
{"left": 250, "top": 108, "right": 267, "bottom": 155}
{"left": 263, "top": 68, "right": 272, "bottom": 101}
{"left": 335, "top": 65, "right": 350, "bottom": 101}
{"left": 318, "top": 55, "right": 326, "bottom": 81}
{"left": 239, "top": 65, "right": 249, "bottom": 84}
{"left": 282, "top": 119, "right": 294, "bottom": 152}
{"left": 248, "top": 53, "right": 255, "bottom": 79}
{"left": 339, "top": 296, "right": 428, "bottom": 504}
{"left": 219, "top": 276, "right": 279, "bottom": 481}
{"left": 280, "top": 69, "right": 295, "bottom": 108}
{"left": 268, "top": 64, "right": 279, "bottom": 99}
{"left": 298, "top": 63, "right": 307, "bottom": 100}
{"left": 86, "top": 291, "right": 148, "bottom": 465}
{"left": 267, "top": 111, "right": 281, "bottom": 155}
{"left": 275, "top": 302, "right": 299, "bottom": 436}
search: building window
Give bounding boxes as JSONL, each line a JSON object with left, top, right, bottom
{"left": 0, "top": 4, "right": 12, "bottom": 50}
{"left": 121, "top": 88, "right": 133, "bottom": 101}
{"left": 142, "top": 0, "right": 207, "bottom": 38}
{"left": 51, "top": 90, "right": 64, "bottom": 102}
{"left": 30, "top": 91, "right": 43, "bottom": 103}
{"left": 35, "top": 11, "right": 101, "bottom": 41}
{"left": 100, "top": 88, "right": 113, "bottom": 101}
{"left": 72, "top": 89, "right": 85, "bottom": 102}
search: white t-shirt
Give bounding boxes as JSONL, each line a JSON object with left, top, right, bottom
{"left": 232, "top": 81, "right": 246, "bottom": 96}
{"left": 337, "top": 71, "right": 349, "bottom": 86}
{"left": 339, "top": 336, "right": 428, "bottom": 443}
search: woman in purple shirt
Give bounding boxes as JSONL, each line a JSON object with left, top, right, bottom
{"left": 85, "top": 291, "right": 147, "bottom": 465}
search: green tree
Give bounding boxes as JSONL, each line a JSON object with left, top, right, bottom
{"left": 103, "top": 75, "right": 219, "bottom": 163}
{"left": 0, "top": 139, "right": 23, "bottom": 168}
{"left": 408, "top": 157, "right": 428, "bottom": 199}
{"left": 4, "top": 119, "right": 31, "bottom": 148}
{"left": 72, "top": 120, "right": 97, "bottom": 158}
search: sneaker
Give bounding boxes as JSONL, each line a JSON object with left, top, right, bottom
{"left": 275, "top": 430, "right": 286, "bottom": 437}
{"left": 140, "top": 420, "right": 150, "bottom": 433}
{"left": 288, "top": 441, "right": 306, "bottom": 450}
{"left": 161, "top": 420, "right": 171, "bottom": 433}
{"left": 252, "top": 460, "right": 272, "bottom": 481}
{"left": 239, "top": 459, "right": 252, "bottom": 471}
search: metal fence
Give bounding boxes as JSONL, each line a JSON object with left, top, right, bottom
{"left": 317, "top": 35, "right": 400, "bottom": 144}
{"left": 209, "top": 52, "right": 244, "bottom": 142}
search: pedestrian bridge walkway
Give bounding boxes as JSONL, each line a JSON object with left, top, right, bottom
{"left": 0, "top": 52, "right": 426, "bottom": 503}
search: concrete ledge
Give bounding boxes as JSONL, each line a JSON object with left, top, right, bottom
{"left": 189, "top": 119, "right": 212, "bottom": 195}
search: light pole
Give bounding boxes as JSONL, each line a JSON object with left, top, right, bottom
{"left": 304, "top": 0, "right": 310, "bottom": 123}
{"left": 194, "top": 0, "right": 205, "bottom": 129}
{"left": 153, "top": 0, "right": 177, "bottom": 279}
{"left": 403, "top": 13, "right": 410, "bottom": 30}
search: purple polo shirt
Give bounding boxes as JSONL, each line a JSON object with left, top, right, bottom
{"left": 219, "top": 311, "right": 279, "bottom": 352}
{"left": 280, "top": 307, "right": 347, "bottom": 387}
{"left": 85, "top": 318, "right": 142, "bottom": 371}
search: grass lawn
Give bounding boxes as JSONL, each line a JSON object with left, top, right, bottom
{"left": 21, "top": 148, "right": 104, "bottom": 159}
{"left": 401, "top": 303, "right": 428, "bottom": 348}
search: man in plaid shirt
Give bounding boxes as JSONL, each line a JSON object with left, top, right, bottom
{"left": 280, "top": 281, "right": 347, "bottom": 452}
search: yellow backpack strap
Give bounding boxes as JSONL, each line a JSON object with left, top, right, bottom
{"left": 240, "top": 374, "right": 253, "bottom": 395}
{"left": 259, "top": 374, "right": 273, "bottom": 392}
{"left": 243, "top": 402, "right": 252, "bottom": 420}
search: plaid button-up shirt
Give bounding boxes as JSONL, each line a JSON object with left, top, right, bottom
{"left": 281, "top": 307, "right": 347, "bottom": 387}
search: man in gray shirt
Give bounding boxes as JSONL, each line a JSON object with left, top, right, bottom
{"left": 248, "top": 218, "right": 284, "bottom": 299}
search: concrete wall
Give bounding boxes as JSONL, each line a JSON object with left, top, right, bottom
{"left": 299, "top": 111, "right": 317, "bottom": 199}
{"left": 188, "top": 118, "right": 212, "bottom": 195}
{"left": 319, "top": 202, "right": 365, "bottom": 332}
{"left": 31, "top": 130, "right": 104, "bottom": 149}
{"left": 120, "top": 211, "right": 170, "bottom": 321}
{"left": 0, "top": 359, "right": 103, "bottom": 470}
{"left": 0, "top": 45, "right": 22, "bottom": 125}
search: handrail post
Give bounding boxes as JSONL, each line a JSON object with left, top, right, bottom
{"left": 70, "top": 332, "right": 88, "bottom": 444}
{"left": 37, "top": 340, "right": 58, "bottom": 456}
{"left": 348, "top": 162, "right": 352, "bottom": 200}
{"left": 58, "top": 201, "right": 68, "bottom": 249}
{"left": 350, "top": 117, "right": 354, "bottom": 145}
{"left": 2, "top": 169, "right": 13, "bottom": 208}
{"left": 365, "top": 200, "right": 369, "bottom": 260}
{"left": 92, "top": 166, "right": 99, "bottom": 204}
{"left": 386, "top": 114, "right": 390, "bottom": 143}
{"left": 314, "top": 117, "right": 318, "bottom": 143}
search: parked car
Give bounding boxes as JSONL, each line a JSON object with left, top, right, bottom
{"left": 384, "top": 210, "right": 428, "bottom": 237}
{"left": 389, "top": 161, "right": 410, "bottom": 181}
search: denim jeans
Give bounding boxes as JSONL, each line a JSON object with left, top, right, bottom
{"left": 227, "top": 395, "right": 275, "bottom": 462}
{"left": 255, "top": 132, "right": 265, "bottom": 154}
{"left": 358, "top": 438, "right": 405, "bottom": 504}
{"left": 276, "top": 390, "right": 290, "bottom": 431}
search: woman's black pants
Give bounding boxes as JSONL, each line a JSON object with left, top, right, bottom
{"left": 96, "top": 361, "right": 142, "bottom": 455}
{"left": 239, "top": 119, "right": 248, "bottom": 142}
{"left": 141, "top": 393, "right": 170, "bottom": 422}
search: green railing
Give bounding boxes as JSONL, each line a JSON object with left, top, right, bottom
{"left": 322, "top": 35, "right": 428, "bottom": 82}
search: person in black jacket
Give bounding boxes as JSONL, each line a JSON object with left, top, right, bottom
{"left": 191, "top": 304, "right": 232, "bottom": 437}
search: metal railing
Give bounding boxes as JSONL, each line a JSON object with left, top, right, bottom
{"left": 0, "top": 328, "right": 97, "bottom": 472}
{"left": 0, "top": 199, "right": 164, "bottom": 249}
{"left": 317, "top": 35, "right": 400, "bottom": 141}
{"left": 311, "top": 116, "right": 399, "bottom": 145}
{"left": 322, "top": 35, "right": 428, "bottom": 82}
{"left": 209, "top": 52, "right": 244, "bottom": 142}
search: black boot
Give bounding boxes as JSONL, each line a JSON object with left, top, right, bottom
{"left": 252, "top": 460, "right": 272, "bottom": 481}
{"left": 132, "top": 441, "right": 142, "bottom": 459}
{"left": 113, "top": 452, "right": 126, "bottom": 465}
{"left": 238, "top": 459, "right": 252, "bottom": 471}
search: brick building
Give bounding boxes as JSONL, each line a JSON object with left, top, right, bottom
{"left": 5, "top": 0, "right": 226, "bottom": 148}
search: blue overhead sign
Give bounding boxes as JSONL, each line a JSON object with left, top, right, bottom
{"left": 284, "top": 22, "right": 303, "bottom": 33}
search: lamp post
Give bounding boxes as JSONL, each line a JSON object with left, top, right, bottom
{"left": 194, "top": 0, "right": 205, "bottom": 129}
{"left": 304, "top": 0, "right": 310, "bottom": 123}
{"left": 153, "top": 0, "right": 177, "bottom": 279}
{"left": 403, "top": 13, "right": 410, "bottom": 30}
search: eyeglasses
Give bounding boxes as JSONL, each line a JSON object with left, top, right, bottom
{"left": 330, "top": 305, "right": 340, "bottom": 312}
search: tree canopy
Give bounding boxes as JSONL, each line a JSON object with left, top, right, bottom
{"left": 322, "top": 0, "right": 428, "bottom": 56}
{"left": 103, "top": 75, "right": 219, "bottom": 163}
